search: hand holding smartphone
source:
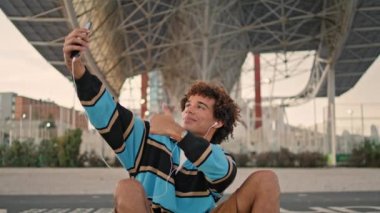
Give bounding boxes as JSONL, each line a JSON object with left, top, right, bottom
{"left": 70, "top": 21, "right": 92, "bottom": 58}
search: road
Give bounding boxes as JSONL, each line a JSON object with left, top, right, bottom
{"left": 0, "top": 191, "right": 379, "bottom": 213}
{"left": 280, "top": 191, "right": 380, "bottom": 212}
{"left": 1, "top": 168, "right": 379, "bottom": 212}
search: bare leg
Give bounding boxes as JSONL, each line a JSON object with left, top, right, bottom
{"left": 114, "top": 179, "right": 150, "bottom": 213}
{"left": 235, "top": 170, "right": 280, "bottom": 213}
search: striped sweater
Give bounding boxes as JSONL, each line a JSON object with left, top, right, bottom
{"left": 75, "top": 69, "right": 237, "bottom": 212}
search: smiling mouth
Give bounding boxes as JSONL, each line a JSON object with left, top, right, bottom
{"left": 184, "top": 117, "right": 196, "bottom": 123}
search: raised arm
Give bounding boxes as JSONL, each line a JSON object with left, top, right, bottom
{"left": 63, "top": 28, "right": 148, "bottom": 176}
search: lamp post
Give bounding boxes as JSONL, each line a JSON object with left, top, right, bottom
{"left": 28, "top": 104, "right": 32, "bottom": 138}
{"left": 19, "top": 113, "right": 26, "bottom": 140}
{"left": 6, "top": 118, "right": 13, "bottom": 146}
{"left": 347, "top": 109, "right": 353, "bottom": 134}
{"left": 346, "top": 109, "right": 354, "bottom": 154}
{"left": 46, "top": 122, "right": 51, "bottom": 139}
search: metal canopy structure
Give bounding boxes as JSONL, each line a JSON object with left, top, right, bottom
{"left": 1, "top": 0, "right": 379, "bottom": 106}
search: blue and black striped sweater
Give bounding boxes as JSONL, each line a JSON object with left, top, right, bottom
{"left": 75, "top": 69, "right": 237, "bottom": 212}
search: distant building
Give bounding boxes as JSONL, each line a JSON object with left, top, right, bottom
{"left": 148, "top": 70, "right": 166, "bottom": 115}
{"left": 222, "top": 103, "right": 325, "bottom": 155}
{"left": 0, "top": 92, "right": 87, "bottom": 145}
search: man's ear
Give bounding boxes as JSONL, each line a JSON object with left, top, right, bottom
{"left": 213, "top": 121, "right": 223, "bottom": 128}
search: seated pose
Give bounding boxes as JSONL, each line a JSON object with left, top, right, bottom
{"left": 63, "top": 27, "right": 280, "bottom": 213}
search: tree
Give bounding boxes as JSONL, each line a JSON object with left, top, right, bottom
{"left": 57, "top": 129, "right": 82, "bottom": 167}
{"left": 0, "top": 144, "right": 6, "bottom": 166}
{"left": 350, "top": 139, "right": 380, "bottom": 167}
{"left": 1, "top": 140, "right": 37, "bottom": 167}
{"left": 38, "top": 139, "right": 59, "bottom": 167}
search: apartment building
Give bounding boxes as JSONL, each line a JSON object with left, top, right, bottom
{"left": 0, "top": 92, "right": 87, "bottom": 144}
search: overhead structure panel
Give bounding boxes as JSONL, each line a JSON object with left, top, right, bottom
{"left": 1, "top": 0, "right": 379, "bottom": 105}
{"left": 242, "top": 0, "right": 323, "bottom": 52}
{"left": 0, "top": 0, "right": 70, "bottom": 78}
{"left": 323, "top": 0, "right": 380, "bottom": 97}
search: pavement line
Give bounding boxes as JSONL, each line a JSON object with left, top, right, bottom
{"left": 310, "top": 207, "right": 338, "bottom": 213}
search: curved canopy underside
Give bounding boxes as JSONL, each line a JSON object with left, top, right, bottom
{"left": 1, "top": 0, "right": 379, "bottom": 105}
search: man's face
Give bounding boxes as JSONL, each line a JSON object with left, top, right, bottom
{"left": 182, "top": 95, "right": 217, "bottom": 137}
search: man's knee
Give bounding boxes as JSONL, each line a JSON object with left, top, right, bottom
{"left": 114, "top": 179, "right": 149, "bottom": 212}
{"left": 234, "top": 170, "right": 280, "bottom": 211}
{"left": 114, "top": 179, "right": 145, "bottom": 203}
{"left": 247, "top": 170, "right": 280, "bottom": 194}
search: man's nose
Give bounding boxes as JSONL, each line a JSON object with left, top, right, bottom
{"left": 185, "top": 105, "right": 194, "bottom": 114}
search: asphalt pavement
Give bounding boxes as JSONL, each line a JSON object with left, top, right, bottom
{"left": 0, "top": 168, "right": 379, "bottom": 212}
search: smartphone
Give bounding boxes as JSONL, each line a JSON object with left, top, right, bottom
{"left": 70, "top": 21, "right": 92, "bottom": 58}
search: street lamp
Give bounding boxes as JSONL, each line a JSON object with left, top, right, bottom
{"left": 5, "top": 118, "right": 13, "bottom": 146}
{"left": 45, "top": 121, "right": 51, "bottom": 139}
{"left": 262, "top": 78, "right": 272, "bottom": 84}
{"left": 144, "top": 110, "right": 150, "bottom": 117}
{"left": 346, "top": 109, "right": 353, "bottom": 134}
{"left": 19, "top": 113, "right": 26, "bottom": 140}
{"left": 346, "top": 109, "right": 354, "bottom": 154}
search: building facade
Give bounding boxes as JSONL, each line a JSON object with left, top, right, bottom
{"left": 0, "top": 92, "right": 88, "bottom": 145}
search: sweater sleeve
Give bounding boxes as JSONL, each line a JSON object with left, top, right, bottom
{"left": 177, "top": 132, "right": 237, "bottom": 193}
{"left": 75, "top": 69, "right": 148, "bottom": 176}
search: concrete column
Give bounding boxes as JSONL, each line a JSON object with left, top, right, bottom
{"left": 327, "top": 67, "right": 336, "bottom": 166}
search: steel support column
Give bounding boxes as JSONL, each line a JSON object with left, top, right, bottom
{"left": 327, "top": 68, "right": 337, "bottom": 166}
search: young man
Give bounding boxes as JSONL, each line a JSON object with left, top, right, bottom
{"left": 63, "top": 28, "right": 280, "bottom": 212}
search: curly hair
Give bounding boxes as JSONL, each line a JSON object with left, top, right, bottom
{"left": 180, "top": 81, "right": 240, "bottom": 144}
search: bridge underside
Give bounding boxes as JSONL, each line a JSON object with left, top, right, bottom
{"left": 1, "top": 0, "right": 379, "bottom": 105}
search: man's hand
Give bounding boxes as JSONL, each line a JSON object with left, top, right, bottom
{"left": 149, "top": 105, "right": 186, "bottom": 141}
{"left": 63, "top": 28, "right": 90, "bottom": 79}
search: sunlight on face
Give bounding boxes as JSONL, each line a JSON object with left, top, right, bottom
{"left": 181, "top": 95, "right": 217, "bottom": 137}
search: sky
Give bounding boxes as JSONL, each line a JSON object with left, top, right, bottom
{"left": 0, "top": 10, "right": 379, "bottom": 129}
